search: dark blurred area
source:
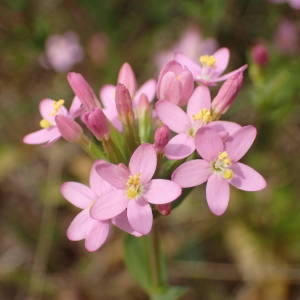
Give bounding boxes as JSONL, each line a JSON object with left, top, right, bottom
{"left": 0, "top": 0, "right": 300, "bottom": 299}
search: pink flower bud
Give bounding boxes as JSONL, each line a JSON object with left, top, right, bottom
{"left": 157, "top": 60, "right": 194, "bottom": 106}
{"left": 136, "top": 93, "right": 151, "bottom": 118}
{"left": 67, "top": 72, "right": 99, "bottom": 110}
{"left": 251, "top": 44, "right": 269, "bottom": 67}
{"left": 115, "top": 83, "right": 134, "bottom": 122}
{"left": 82, "top": 108, "right": 110, "bottom": 140}
{"left": 211, "top": 71, "right": 244, "bottom": 115}
{"left": 154, "top": 125, "right": 170, "bottom": 153}
{"left": 117, "top": 63, "right": 136, "bottom": 98}
{"left": 55, "top": 115, "right": 82, "bottom": 142}
{"left": 156, "top": 204, "right": 172, "bottom": 216}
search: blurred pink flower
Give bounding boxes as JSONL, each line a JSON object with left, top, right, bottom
{"left": 91, "top": 143, "right": 181, "bottom": 235}
{"left": 172, "top": 126, "right": 266, "bottom": 215}
{"left": 269, "top": 0, "right": 300, "bottom": 9}
{"left": 40, "top": 32, "right": 84, "bottom": 73}
{"left": 155, "top": 26, "right": 218, "bottom": 69}
{"left": 274, "top": 19, "right": 299, "bottom": 54}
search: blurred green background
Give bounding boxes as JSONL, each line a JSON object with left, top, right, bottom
{"left": 1, "top": 0, "right": 300, "bottom": 299}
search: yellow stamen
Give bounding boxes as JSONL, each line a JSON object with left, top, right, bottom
{"left": 126, "top": 174, "right": 141, "bottom": 199}
{"left": 222, "top": 169, "right": 233, "bottom": 179}
{"left": 199, "top": 55, "right": 216, "bottom": 67}
{"left": 192, "top": 109, "right": 213, "bottom": 123}
{"left": 50, "top": 99, "right": 65, "bottom": 116}
{"left": 40, "top": 119, "right": 52, "bottom": 128}
{"left": 217, "top": 151, "right": 232, "bottom": 166}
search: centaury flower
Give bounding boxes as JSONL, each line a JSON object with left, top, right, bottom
{"left": 175, "top": 47, "right": 247, "bottom": 85}
{"left": 172, "top": 126, "right": 266, "bottom": 215}
{"left": 91, "top": 143, "right": 182, "bottom": 235}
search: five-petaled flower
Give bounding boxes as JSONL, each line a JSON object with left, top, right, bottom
{"left": 172, "top": 126, "right": 266, "bottom": 216}
{"left": 90, "top": 143, "right": 182, "bottom": 235}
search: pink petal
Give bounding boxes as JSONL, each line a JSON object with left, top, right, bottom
{"left": 213, "top": 47, "right": 230, "bottom": 76}
{"left": 230, "top": 162, "right": 267, "bottom": 191}
{"left": 129, "top": 143, "right": 157, "bottom": 183}
{"left": 195, "top": 127, "right": 224, "bottom": 161}
{"left": 134, "top": 79, "right": 156, "bottom": 105}
{"left": 206, "top": 174, "right": 230, "bottom": 215}
{"left": 164, "top": 134, "right": 195, "bottom": 160}
{"left": 211, "top": 65, "right": 248, "bottom": 83}
{"left": 117, "top": 63, "right": 136, "bottom": 98}
{"left": 39, "top": 99, "right": 56, "bottom": 119}
{"left": 206, "top": 121, "right": 241, "bottom": 139}
{"left": 143, "top": 179, "right": 181, "bottom": 204}
{"left": 23, "top": 127, "right": 60, "bottom": 145}
{"left": 187, "top": 86, "right": 211, "bottom": 119}
{"left": 112, "top": 211, "right": 142, "bottom": 237}
{"left": 69, "top": 96, "right": 84, "bottom": 117}
{"left": 155, "top": 100, "right": 191, "bottom": 134}
{"left": 172, "top": 159, "right": 211, "bottom": 188}
{"left": 175, "top": 53, "right": 202, "bottom": 78}
{"left": 61, "top": 182, "right": 94, "bottom": 209}
{"left": 95, "top": 162, "right": 128, "bottom": 189}
{"left": 44, "top": 127, "right": 61, "bottom": 146}
{"left": 90, "top": 189, "right": 128, "bottom": 220}
{"left": 99, "top": 84, "right": 116, "bottom": 108}
{"left": 225, "top": 125, "right": 257, "bottom": 161}
{"left": 127, "top": 198, "right": 153, "bottom": 235}
{"left": 67, "top": 209, "right": 96, "bottom": 241}
{"left": 158, "top": 72, "right": 181, "bottom": 104}
{"left": 85, "top": 221, "right": 110, "bottom": 252}
{"left": 89, "top": 161, "right": 114, "bottom": 196}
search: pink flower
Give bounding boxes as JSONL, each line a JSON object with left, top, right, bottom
{"left": 250, "top": 43, "right": 269, "bottom": 68}
{"left": 156, "top": 60, "right": 194, "bottom": 106}
{"left": 172, "top": 126, "right": 266, "bottom": 216}
{"left": 23, "top": 97, "right": 81, "bottom": 146}
{"left": 155, "top": 86, "right": 241, "bottom": 159}
{"left": 90, "top": 144, "right": 182, "bottom": 235}
{"left": 175, "top": 47, "right": 247, "bottom": 86}
{"left": 61, "top": 161, "right": 140, "bottom": 252}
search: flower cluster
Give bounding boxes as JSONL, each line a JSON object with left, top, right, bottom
{"left": 24, "top": 47, "right": 266, "bottom": 251}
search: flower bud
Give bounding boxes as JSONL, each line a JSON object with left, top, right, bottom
{"left": 117, "top": 62, "right": 136, "bottom": 98}
{"left": 211, "top": 71, "right": 244, "bottom": 116}
{"left": 136, "top": 93, "right": 151, "bottom": 118}
{"left": 55, "top": 115, "right": 82, "bottom": 142}
{"left": 82, "top": 108, "right": 110, "bottom": 140}
{"left": 156, "top": 204, "right": 172, "bottom": 216}
{"left": 154, "top": 125, "right": 170, "bottom": 153}
{"left": 251, "top": 44, "right": 269, "bottom": 67}
{"left": 115, "top": 83, "right": 134, "bottom": 123}
{"left": 157, "top": 60, "right": 194, "bottom": 106}
{"left": 67, "top": 72, "right": 100, "bottom": 110}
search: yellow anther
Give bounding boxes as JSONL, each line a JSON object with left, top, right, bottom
{"left": 50, "top": 99, "right": 65, "bottom": 116}
{"left": 39, "top": 119, "right": 52, "bottom": 128}
{"left": 218, "top": 151, "right": 229, "bottom": 160}
{"left": 199, "top": 55, "right": 216, "bottom": 67}
{"left": 222, "top": 169, "right": 233, "bottom": 180}
{"left": 126, "top": 174, "right": 141, "bottom": 199}
{"left": 192, "top": 109, "right": 213, "bottom": 123}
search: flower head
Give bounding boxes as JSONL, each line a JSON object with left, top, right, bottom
{"left": 175, "top": 47, "right": 247, "bottom": 86}
{"left": 172, "top": 126, "right": 266, "bottom": 215}
{"left": 91, "top": 144, "right": 181, "bottom": 235}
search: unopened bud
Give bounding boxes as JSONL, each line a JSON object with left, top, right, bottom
{"left": 251, "top": 44, "right": 269, "bottom": 67}
{"left": 82, "top": 108, "right": 110, "bottom": 140}
{"left": 117, "top": 63, "right": 136, "bottom": 98}
{"left": 136, "top": 93, "right": 151, "bottom": 118}
{"left": 156, "top": 204, "right": 172, "bottom": 216}
{"left": 55, "top": 115, "right": 82, "bottom": 142}
{"left": 154, "top": 125, "right": 170, "bottom": 153}
{"left": 67, "top": 72, "right": 100, "bottom": 110}
{"left": 212, "top": 71, "right": 244, "bottom": 116}
{"left": 115, "top": 83, "right": 134, "bottom": 124}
